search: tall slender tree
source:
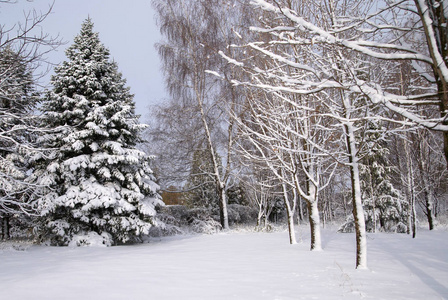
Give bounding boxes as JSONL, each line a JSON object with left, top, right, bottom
{"left": 31, "top": 19, "right": 162, "bottom": 245}
{"left": 150, "top": 0, "right": 251, "bottom": 229}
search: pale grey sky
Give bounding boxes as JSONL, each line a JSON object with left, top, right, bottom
{"left": 1, "top": 0, "right": 167, "bottom": 122}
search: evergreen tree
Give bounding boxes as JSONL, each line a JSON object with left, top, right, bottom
{"left": 0, "top": 47, "right": 39, "bottom": 239}
{"left": 360, "top": 145, "right": 408, "bottom": 233}
{"left": 31, "top": 18, "right": 162, "bottom": 245}
{"left": 339, "top": 120, "right": 409, "bottom": 233}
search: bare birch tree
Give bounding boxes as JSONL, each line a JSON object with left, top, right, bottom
{"left": 151, "top": 0, "right": 253, "bottom": 229}
{"left": 0, "top": 2, "right": 60, "bottom": 238}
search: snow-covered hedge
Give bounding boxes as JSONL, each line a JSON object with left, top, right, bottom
{"left": 148, "top": 204, "right": 257, "bottom": 237}
{"left": 227, "top": 204, "right": 258, "bottom": 226}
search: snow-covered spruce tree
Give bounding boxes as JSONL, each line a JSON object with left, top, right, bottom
{"left": 32, "top": 18, "right": 163, "bottom": 245}
{"left": 359, "top": 127, "right": 408, "bottom": 233}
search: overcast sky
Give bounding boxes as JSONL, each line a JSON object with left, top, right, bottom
{"left": 1, "top": 0, "right": 167, "bottom": 122}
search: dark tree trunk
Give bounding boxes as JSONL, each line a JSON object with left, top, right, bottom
{"left": 2, "top": 216, "right": 10, "bottom": 240}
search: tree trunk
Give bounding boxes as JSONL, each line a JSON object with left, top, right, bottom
{"left": 2, "top": 216, "right": 10, "bottom": 240}
{"left": 399, "top": 136, "right": 417, "bottom": 238}
{"left": 307, "top": 200, "right": 322, "bottom": 251}
{"left": 256, "top": 203, "right": 264, "bottom": 230}
{"left": 299, "top": 197, "right": 304, "bottom": 222}
{"left": 423, "top": 189, "right": 436, "bottom": 230}
{"left": 417, "top": 136, "right": 436, "bottom": 230}
{"left": 346, "top": 123, "right": 368, "bottom": 269}
{"left": 195, "top": 84, "right": 230, "bottom": 230}
{"left": 349, "top": 160, "right": 368, "bottom": 269}
{"left": 296, "top": 193, "right": 304, "bottom": 223}
{"left": 321, "top": 190, "right": 326, "bottom": 229}
{"left": 367, "top": 167, "right": 377, "bottom": 233}
{"left": 322, "top": 206, "right": 326, "bottom": 229}
{"left": 343, "top": 193, "right": 348, "bottom": 218}
{"left": 281, "top": 183, "right": 297, "bottom": 244}
{"left": 411, "top": 192, "right": 417, "bottom": 239}
{"left": 218, "top": 186, "right": 229, "bottom": 230}
{"left": 264, "top": 213, "right": 269, "bottom": 230}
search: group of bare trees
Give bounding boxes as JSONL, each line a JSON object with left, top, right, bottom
{"left": 150, "top": 0, "right": 447, "bottom": 269}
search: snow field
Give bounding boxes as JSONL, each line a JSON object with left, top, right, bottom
{"left": 0, "top": 227, "right": 447, "bottom": 299}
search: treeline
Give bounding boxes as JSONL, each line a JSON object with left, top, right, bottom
{"left": 147, "top": 0, "right": 448, "bottom": 269}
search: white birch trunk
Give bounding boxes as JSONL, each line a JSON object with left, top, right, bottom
{"left": 407, "top": 166, "right": 417, "bottom": 238}
{"left": 308, "top": 200, "right": 322, "bottom": 251}
{"left": 403, "top": 140, "right": 417, "bottom": 238}
{"left": 256, "top": 202, "right": 264, "bottom": 230}
{"left": 219, "top": 186, "right": 230, "bottom": 230}
{"left": 417, "top": 137, "right": 436, "bottom": 230}
{"left": 282, "top": 182, "right": 297, "bottom": 245}
{"left": 195, "top": 84, "right": 229, "bottom": 230}
{"left": 369, "top": 177, "right": 376, "bottom": 234}
{"left": 297, "top": 195, "right": 304, "bottom": 223}
{"left": 345, "top": 122, "right": 368, "bottom": 269}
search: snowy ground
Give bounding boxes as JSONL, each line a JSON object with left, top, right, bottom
{"left": 0, "top": 226, "right": 447, "bottom": 300}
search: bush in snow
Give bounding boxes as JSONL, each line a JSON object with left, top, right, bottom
{"left": 186, "top": 207, "right": 222, "bottom": 234}
{"left": 68, "top": 231, "right": 112, "bottom": 247}
{"left": 227, "top": 204, "right": 258, "bottom": 226}
{"left": 190, "top": 217, "right": 221, "bottom": 234}
{"left": 30, "top": 18, "right": 163, "bottom": 246}
{"left": 149, "top": 205, "right": 227, "bottom": 236}
{"left": 338, "top": 201, "right": 408, "bottom": 234}
{"left": 148, "top": 205, "right": 187, "bottom": 237}
{"left": 1, "top": 214, "right": 36, "bottom": 241}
